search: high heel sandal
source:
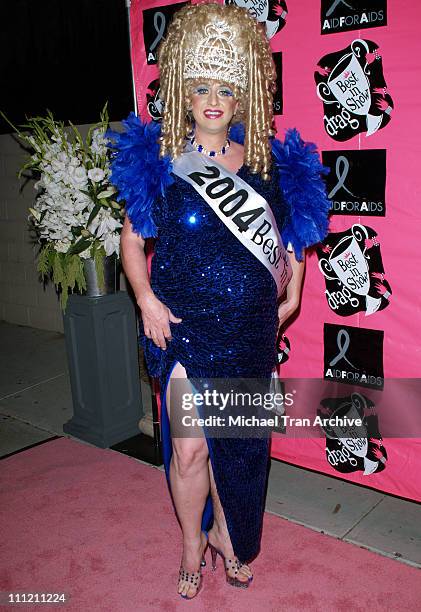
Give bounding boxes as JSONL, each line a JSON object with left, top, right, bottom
{"left": 178, "top": 530, "right": 209, "bottom": 600}
{"left": 208, "top": 541, "right": 253, "bottom": 588}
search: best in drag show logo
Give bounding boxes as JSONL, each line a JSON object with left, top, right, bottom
{"left": 146, "top": 78, "right": 164, "bottom": 121}
{"left": 317, "top": 391, "right": 387, "bottom": 475}
{"left": 225, "top": 0, "right": 288, "bottom": 39}
{"left": 315, "top": 39, "right": 393, "bottom": 140}
{"left": 316, "top": 224, "right": 392, "bottom": 317}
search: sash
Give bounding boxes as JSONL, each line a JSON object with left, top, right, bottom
{"left": 172, "top": 150, "right": 292, "bottom": 297}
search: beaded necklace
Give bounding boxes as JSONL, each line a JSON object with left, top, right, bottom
{"left": 190, "top": 135, "right": 230, "bottom": 157}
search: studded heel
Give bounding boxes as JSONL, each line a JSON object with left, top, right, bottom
{"left": 178, "top": 566, "right": 203, "bottom": 599}
{"left": 177, "top": 530, "right": 209, "bottom": 600}
{"left": 208, "top": 542, "right": 253, "bottom": 588}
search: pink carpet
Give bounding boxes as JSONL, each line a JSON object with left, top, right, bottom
{"left": 1, "top": 437, "right": 420, "bottom": 611}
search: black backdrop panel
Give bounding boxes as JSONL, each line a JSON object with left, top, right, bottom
{"left": 0, "top": 0, "right": 133, "bottom": 133}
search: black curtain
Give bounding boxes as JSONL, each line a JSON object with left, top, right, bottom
{"left": 0, "top": 0, "right": 133, "bottom": 133}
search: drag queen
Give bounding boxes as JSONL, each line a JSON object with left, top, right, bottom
{"left": 108, "top": 1, "right": 330, "bottom": 600}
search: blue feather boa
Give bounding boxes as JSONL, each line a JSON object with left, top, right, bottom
{"left": 107, "top": 113, "right": 173, "bottom": 238}
{"left": 271, "top": 129, "right": 331, "bottom": 260}
{"left": 107, "top": 114, "right": 330, "bottom": 257}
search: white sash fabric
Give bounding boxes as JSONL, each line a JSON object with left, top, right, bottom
{"left": 172, "top": 150, "right": 292, "bottom": 297}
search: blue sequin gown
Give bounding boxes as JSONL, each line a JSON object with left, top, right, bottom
{"left": 107, "top": 115, "right": 330, "bottom": 565}
{"left": 141, "top": 161, "right": 289, "bottom": 564}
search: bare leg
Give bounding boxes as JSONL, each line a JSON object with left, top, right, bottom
{"left": 166, "top": 361, "right": 210, "bottom": 597}
{"left": 208, "top": 458, "right": 253, "bottom": 582}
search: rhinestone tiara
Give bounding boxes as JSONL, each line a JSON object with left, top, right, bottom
{"left": 183, "top": 20, "right": 248, "bottom": 90}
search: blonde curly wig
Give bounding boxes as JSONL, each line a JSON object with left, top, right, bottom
{"left": 157, "top": 1, "right": 277, "bottom": 180}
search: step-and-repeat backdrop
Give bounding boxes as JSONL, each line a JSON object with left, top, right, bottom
{"left": 128, "top": 0, "right": 421, "bottom": 502}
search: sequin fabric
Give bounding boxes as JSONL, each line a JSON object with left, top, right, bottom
{"left": 139, "top": 160, "right": 289, "bottom": 564}
{"left": 140, "top": 159, "right": 289, "bottom": 380}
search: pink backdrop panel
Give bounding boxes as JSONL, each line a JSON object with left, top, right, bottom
{"left": 277, "top": 0, "right": 421, "bottom": 381}
{"left": 129, "top": 0, "right": 421, "bottom": 502}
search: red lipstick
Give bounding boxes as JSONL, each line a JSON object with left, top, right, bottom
{"left": 204, "top": 109, "right": 224, "bottom": 119}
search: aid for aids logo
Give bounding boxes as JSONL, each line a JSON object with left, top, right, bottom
{"left": 317, "top": 224, "right": 392, "bottom": 316}
{"left": 272, "top": 52, "right": 283, "bottom": 115}
{"left": 315, "top": 39, "right": 393, "bottom": 141}
{"left": 323, "top": 323, "right": 384, "bottom": 389}
{"left": 322, "top": 149, "right": 386, "bottom": 217}
{"left": 143, "top": 2, "right": 188, "bottom": 65}
{"left": 321, "top": 0, "right": 387, "bottom": 35}
{"left": 146, "top": 79, "right": 164, "bottom": 121}
{"left": 225, "top": 0, "right": 287, "bottom": 39}
{"left": 318, "top": 392, "right": 387, "bottom": 475}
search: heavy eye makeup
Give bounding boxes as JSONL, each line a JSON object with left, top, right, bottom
{"left": 192, "top": 84, "right": 234, "bottom": 97}
{"left": 218, "top": 87, "right": 234, "bottom": 97}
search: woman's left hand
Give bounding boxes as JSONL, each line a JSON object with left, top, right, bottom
{"left": 277, "top": 297, "right": 299, "bottom": 330}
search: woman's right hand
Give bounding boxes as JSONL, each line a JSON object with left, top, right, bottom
{"left": 138, "top": 292, "right": 182, "bottom": 350}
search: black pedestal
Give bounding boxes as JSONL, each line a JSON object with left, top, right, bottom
{"left": 63, "top": 292, "right": 143, "bottom": 448}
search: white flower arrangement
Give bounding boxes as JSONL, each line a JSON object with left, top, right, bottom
{"left": 3, "top": 104, "right": 124, "bottom": 310}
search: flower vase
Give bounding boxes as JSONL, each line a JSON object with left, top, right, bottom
{"left": 83, "top": 255, "right": 120, "bottom": 297}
